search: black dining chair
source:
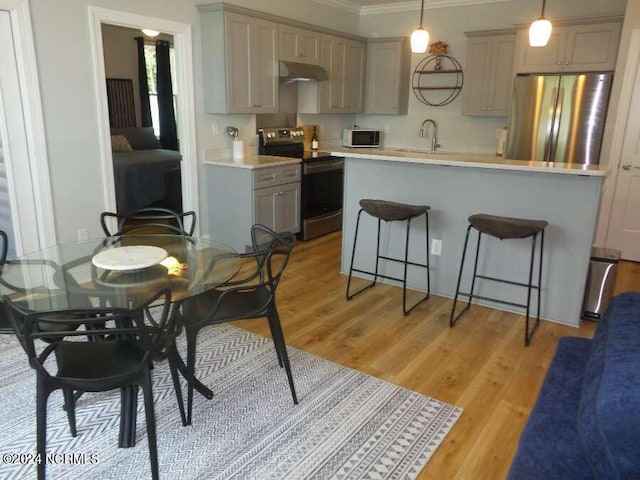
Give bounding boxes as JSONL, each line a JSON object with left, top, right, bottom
{"left": 175, "top": 224, "right": 298, "bottom": 425}
{"left": 0, "top": 229, "right": 100, "bottom": 437}
{"left": 100, "top": 207, "right": 196, "bottom": 237}
{"left": 0, "top": 229, "right": 11, "bottom": 335}
{"left": 4, "top": 289, "right": 176, "bottom": 480}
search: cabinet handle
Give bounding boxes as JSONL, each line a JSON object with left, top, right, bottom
{"left": 557, "top": 61, "right": 562, "bottom": 65}
{"left": 564, "top": 61, "right": 569, "bottom": 65}
{"left": 481, "top": 107, "right": 485, "bottom": 111}
{"left": 488, "top": 107, "right": 492, "bottom": 111}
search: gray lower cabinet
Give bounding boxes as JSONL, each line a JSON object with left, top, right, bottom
{"left": 206, "top": 163, "right": 301, "bottom": 251}
{"left": 254, "top": 182, "right": 301, "bottom": 234}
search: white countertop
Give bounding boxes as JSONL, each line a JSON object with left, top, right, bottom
{"left": 330, "top": 147, "right": 608, "bottom": 177}
{"left": 204, "top": 154, "right": 301, "bottom": 169}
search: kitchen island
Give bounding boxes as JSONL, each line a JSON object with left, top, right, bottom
{"left": 330, "top": 148, "right": 608, "bottom": 327}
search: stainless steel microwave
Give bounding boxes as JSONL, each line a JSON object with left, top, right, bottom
{"left": 342, "top": 129, "right": 380, "bottom": 148}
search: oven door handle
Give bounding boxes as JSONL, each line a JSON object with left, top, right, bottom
{"left": 304, "top": 159, "right": 344, "bottom": 174}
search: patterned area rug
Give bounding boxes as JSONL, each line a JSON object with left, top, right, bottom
{"left": 0, "top": 325, "right": 462, "bottom": 479}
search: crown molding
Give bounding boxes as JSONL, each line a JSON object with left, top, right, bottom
{"left": 309, "top": 0, "right": 361, "bottom": 15}
{"left": 311, "top": 0, "right": 510, "bottom": 16}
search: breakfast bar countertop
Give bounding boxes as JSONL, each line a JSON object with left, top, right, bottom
{"left": 329, "top": 148, "right": 608, "bottom": 177}
{"left": 204, "top": 155, "right": 301, "bottom": 169}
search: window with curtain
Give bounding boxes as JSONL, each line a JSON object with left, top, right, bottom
{"left": 143, "top": 44, "right": 177, "bottom": 138}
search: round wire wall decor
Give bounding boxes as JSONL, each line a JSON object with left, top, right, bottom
{"left": 412, "top": 54, "right": 464, "bottom": 107}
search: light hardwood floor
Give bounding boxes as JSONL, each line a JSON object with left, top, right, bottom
{"left": 233, "top": 231, "right": 638, "bottom": 479}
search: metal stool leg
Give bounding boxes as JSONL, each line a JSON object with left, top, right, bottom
{"left": 346, "top": 210, "right": 380, "bottom": 300}
{"left": 467, "top": 230, "right": 482, "bottom": 309}
{"left": 450, "top": 224, "right": 473, "bottom": 327}
{"left": 402, "top": 213, "right": 430, "bottom": 316}
{"left": 425, "top": 212, "right": 431, "bottom": 296}
{"left": 524, "top": 233, "right": 537, "bottom": 346}
{"left": 537, "top": 230, "right": 544, "bottom": 323}
{"left": 524, "top": 230, "right": 544, "bottom": 346}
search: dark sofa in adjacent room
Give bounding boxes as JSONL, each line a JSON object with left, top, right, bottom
{"left": 508, "top": 292, "right": 640, "bottom": 479}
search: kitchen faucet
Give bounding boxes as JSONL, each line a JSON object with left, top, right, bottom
{"left": 419, "top": 119, "right": 441, "bottom": 152}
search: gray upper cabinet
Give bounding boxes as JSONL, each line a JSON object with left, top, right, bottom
{"left": 365, "top": 38, "right": 411, "bottom": 115}
{"left": 514, "top": 18, "right": 622, "bottom": 73}
{"left": 299, "top": 34, "right": 366, "bottom": 114}
{"left": 463, "top": 30, "right": 516, "bottom": 116}
{"left": 344, "top": 39, "right": 367, "bottom": 113}
{"left": 279, "top": 25, "right": 321, "bottom": 65}
{"left": 201, "top": 10, "right": 278, "bottom": 114}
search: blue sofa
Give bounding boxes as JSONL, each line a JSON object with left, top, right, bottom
{"left": 508, "top": 292, "right": 640, "bottom": 479}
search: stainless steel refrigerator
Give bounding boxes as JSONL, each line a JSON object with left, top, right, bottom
{"left": 504, "top": 73, "right": 613, "bottom": 165}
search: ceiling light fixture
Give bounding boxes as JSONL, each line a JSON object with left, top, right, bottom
{"left": 141, "top": 28, "right": 160, "bottom": 38}
{"left": 410, "top": 0, "right": 429, "bottom": 54}
{"left": 529, "top": 0, "right": 552, "bottom": 47}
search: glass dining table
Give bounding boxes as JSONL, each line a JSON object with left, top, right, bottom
{"left": 0, "top": 234, "right": 241, "bottom": 448}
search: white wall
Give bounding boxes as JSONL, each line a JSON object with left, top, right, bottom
{"left": 29, "top": 0, "right": 199, "bottom": 242}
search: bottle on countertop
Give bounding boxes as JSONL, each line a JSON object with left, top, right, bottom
{"left": 311, "top": 126, "right": 319, "bottom": 151}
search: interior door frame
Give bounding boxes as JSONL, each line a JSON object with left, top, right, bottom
{"left": 599, "top": 29, "right": 640, "bottom": 255}
{"left": 0, "top": 0, "right": 56, "bottom": 253}
{"left": 88, "top": 7, "right": 199, "bottom": 227}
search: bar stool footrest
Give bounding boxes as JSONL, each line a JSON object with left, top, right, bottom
{"left": 457, "top": 291, "right": 529, "bottom": 310}
{"left": 476, "top": 274, "right": 540, "bottom": 290}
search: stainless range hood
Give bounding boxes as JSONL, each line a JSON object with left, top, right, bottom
{"left": 279, "top": 61, "right": 328, "bottom": 82}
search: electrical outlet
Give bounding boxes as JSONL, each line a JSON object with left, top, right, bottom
{"left": 212, "top": 123, "right": 220, "bottom": 136}
{"left": 77, "top": 228, "right": 89, "bottom": 242}
{"left": 431, "top": 239, "right": 442, "bottom": 256}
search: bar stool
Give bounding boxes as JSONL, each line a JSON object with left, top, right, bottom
{"left": 449, "top": 213, "right": 548, "bottom": 346}
{"left": 346, "top": 199, "right": 430, "bottom": 315}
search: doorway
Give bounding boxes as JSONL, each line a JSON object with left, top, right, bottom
{"left": 0, "top": 2, "right": 55, "bottom": 256}
{"left": 89, "top": 7, "right": 198, "bottom": 228}
{"left": 605, "top": 30, "right": 640, "bottom": 260}
{"left": 101, "top": 23, "right": 183, "bottom": 215}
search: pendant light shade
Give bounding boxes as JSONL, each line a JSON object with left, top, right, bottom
{"left": 411, "top": 0, "right": 429, "bottom": 53}
{"left": 141, "top": 28, "right": 160, "bottom": 38}
{"left": 529, "top": 0, "right": 552, "bottom": 47}
{"left": 411, "top": 28, "right": 429, "bottom": 54}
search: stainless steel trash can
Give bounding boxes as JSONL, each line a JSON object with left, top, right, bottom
{"left": 582, "top": 247, "right": 621, "bottom": 321}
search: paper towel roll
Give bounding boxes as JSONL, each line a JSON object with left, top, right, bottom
{"left": 497, "top": 128, "right": 508, "bottom": 156}
{"left": 233, "top": 140, "right": 244, "bottom": 162}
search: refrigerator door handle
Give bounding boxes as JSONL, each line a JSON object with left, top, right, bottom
{"left": 548, "top": 87, "right": 564, "bottom": 161}
{"left": 543, "top": 86, "right": 559, "bottom": 162}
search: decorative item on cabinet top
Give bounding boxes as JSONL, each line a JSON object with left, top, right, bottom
{"left": 412, "top": 52, "right": 463, "bottom": 107}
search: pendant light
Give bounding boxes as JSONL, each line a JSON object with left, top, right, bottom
{"left": 411, "top": 0, "right": 429, "bottom": 53}
{"left": 529, "top": 0, "right": 552, "bottom": 47}
{"left": 141, "top": 28, "right": 160, "bottom": 38}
